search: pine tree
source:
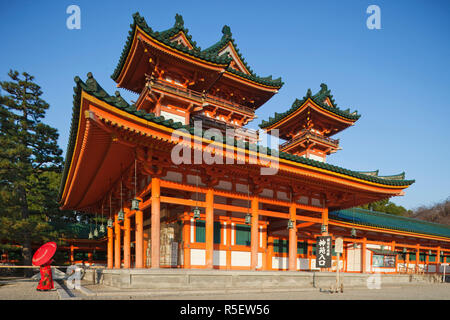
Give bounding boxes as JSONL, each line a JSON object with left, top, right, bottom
{"left": 0, "top": 70, "right": 63, "bottom": 273}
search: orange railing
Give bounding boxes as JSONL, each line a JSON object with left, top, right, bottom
{"left": 280, "top": 129, "right": 339, "bottom": 150}
{"left": 151, "top": 80, "right": 255, "bottom": 115}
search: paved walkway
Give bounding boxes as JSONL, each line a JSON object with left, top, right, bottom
{"left": 0, "top": 277, "right": 59, "bottom": 300}
{"left": 79, "top": 282, "right": 450, "bottom": 300}
{"left": 1, "top": 277, "right": 449, "bottom": 300}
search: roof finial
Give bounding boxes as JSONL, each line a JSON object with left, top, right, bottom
{"left": 222, "top": 25, "right": 232, "bottom": 38}
{"left": 175, "top": 13, "right": 184, "bottom": 28}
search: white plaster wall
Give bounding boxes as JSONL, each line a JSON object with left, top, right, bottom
{"left": 298, "top": 196, "right": 308, "bottom": 204}
{"left": 260, "top": 188, "right": 273, "bottom": 198}
{"left": 276, "top": 191, "right": 289, "bottom": 201}
{"left": 272, "top": 256, "right": 288, "bottom": 270}
{"left": 231, "top": 251, "right": 251, "bottom": 267}
{"left": 235, "top": 183, "right": 248, "bottom": 193}
{"left": 346, "top": 246, "right": 361, "bottom": 272}
{"left": 310, "top": 259, "right": 320, "bottom": 270}
{"left": 191, "top": 249, "right": 205, "bottom": 265}
{"left": 309, "top": 153, "right": 324, "bottom": 162}
{"left": 298, "top": 258, "right": 309, "bottom": 270}
{"left": 257, "top": 253, "right": 262, "bottom": 269}
{"left": 366, "top": 249, "right": 372, "bottom": 273}
{"left": 213, "top": 250, "right": 227, "bottom": 266}
{"left": 160, "top": 110, "right": 185, "bottom": 124}
{"left": 163, "top": 171, "right": 182, "bottom": 182}
{"left": 216, "top": 180, "right": 232, "bottom": 191}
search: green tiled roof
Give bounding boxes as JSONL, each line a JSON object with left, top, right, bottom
{"left": 358, "top": 170, "right": 405, "bottom": 180}
{"left": 202, "top": 25, "right": 283, "bottom": 88}
{"left": 357, "top": 170, "right": 406, "bottom": 180}
{"left": 59, "top": 74, "right": 414, "bottom": 201}
{"left": 259, "top": 83, "right": 360, "bottom": 129}
{"left": 158, "top": 14, "right": 200, "bottom": 50}
{"left": 111, "top": 13, "right": 282, "bottom": 88}
{"left": 330, "top": 208, "right": 450, "bottom": 239}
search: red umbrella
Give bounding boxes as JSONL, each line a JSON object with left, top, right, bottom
{"left": 32, "top": 242, "right": 57, "bottom": 266}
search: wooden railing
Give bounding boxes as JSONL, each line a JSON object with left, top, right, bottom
{"left": 191, "top": 115, "right": 258, "bottom": 140}
{"left": 280, "top": 129, "right": 339, "bottom": 150}
{"left": 151, "top": 80, "right": 255, "bottom": 115}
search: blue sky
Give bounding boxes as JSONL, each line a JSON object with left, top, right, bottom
{"left": 1, "top": 0, "right": 449, "bottom": 210}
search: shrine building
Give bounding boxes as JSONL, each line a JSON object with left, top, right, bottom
{"left": 58, "top": 13, "right": 450, "bottom": 274}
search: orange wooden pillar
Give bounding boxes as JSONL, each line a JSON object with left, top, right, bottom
{"left": 123, "top": 208, "right": 131, "bottom": 268}
{"left": 107, "top": 224, "right": 113, "bottom": 269}
{"left": 135, "top": 209, "right": 144, "bottom": 268}
{"left": 361, "top": 237, "right": 367, "bottom": 273}
{"left": 437, "top": 247, "right": 441, "bottom": 274}
{"left": 70, "top": 245, "right": 74, "bottom": 265}
{"left": 183, "top": 214, "right": 191, "bottom": 269}
{"left": 321, "top": 207, "right": 328, "bottom": 235}
{"left": 114, "top": 213, "right": 121, "bottom": 269}
{"left": 205, "top": 188, "right": 214, "bottom": 269}
{"left": 250, "top": 197, "right": 259, "bottom": 270}
{"left": 151, "top": 177, "right": 161, "bottom": 268}
{"left": 261, "top": 225, "right": 267, "bottom": 270}
{"left": 405, "top": 247, "right": 410, "bottom": 273}
{"left": 416, "top": 244, "right": 420, "bottom": 273}
{"left": 226, "top": 217, "right": 232, "bottom": 270}
{"left": 267, "top": 235, "right": 274, "bottom": 271}
{"left": 288, "top": 203, "right": 297, "bottom": 271}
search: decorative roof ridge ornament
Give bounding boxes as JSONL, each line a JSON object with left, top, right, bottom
{"left": 174, "top": 13, "right": 184, "bottom": 28}
{"left": 222, "top": 25, "right": 232, "bottom": 39}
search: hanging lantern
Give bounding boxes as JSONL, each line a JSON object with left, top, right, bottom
{"left": 99, "top": 224, "right": 105, "bottom": 233}
{"left": 93, "top": 228, "right": 99, "bottom": 237}
{"left": 245, "top": 213, "right": 251, "bottom": 225}
{"left": 428, "top": 249, "right": 432, "bottom": 256}
{"left": 321, "top": 224, "right": 327, "bottom": 233}
{"left": 193, "top": 208, "right": 201, "bottom": 219}
{"left": 351, "top": 228, "right": 357, "bottom": 237}
{"left": 88, "top": 231, "right": 93, "bottom": 239}
{"left": 380, "top": 245, "right": 385, "bottom": 251}
{"left": 287, "top": 219, "right": 294, "bottom": 230}
{"left": 131, "top": 198, "right": 141, "bottom": 211}
{"left": 353, "top": 243, "right": 357, "bottom": 249}
{"left": 402, "top": 247, "right": 407, "bottom": 254}
{"left": 118, "top": 208, "right": 124, "bottom": 222}
{"left": 107, "top": 218, "right": 113, "bottom": 228}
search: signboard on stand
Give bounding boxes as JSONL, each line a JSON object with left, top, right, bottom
{"left": 316, "top": 236, "right": 332, "bottom": 268}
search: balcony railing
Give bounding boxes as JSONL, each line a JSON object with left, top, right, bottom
{"left": 191, "top": 115, "right": 258, "bottom": 140}
{"left": 151, "top": 80, "right": 255, "bottom": 115}
{"left": 280, "top": 129, "right": 339, "bottom": 150}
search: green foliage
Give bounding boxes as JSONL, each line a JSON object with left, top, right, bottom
{"left": 0, "top": 70, "right": 64, "bottom": 267}
{"left": 358, "top": 198, "right": 411, "bottom": 216}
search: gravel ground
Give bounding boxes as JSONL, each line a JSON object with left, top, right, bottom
{"left": 0, "top": 277, "right": 59, "bottom": 300}
{"left": 79, "top": 282, "right": 450, "bottom": 300}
